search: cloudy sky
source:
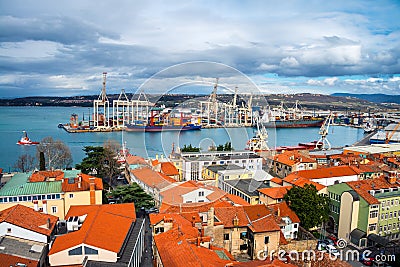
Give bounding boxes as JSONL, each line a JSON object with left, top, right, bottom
{"left": 0, "top": 0, "right": 399, "bottom": 97}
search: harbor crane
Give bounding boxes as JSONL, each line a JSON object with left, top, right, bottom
{"left": 316, "top": 112, "right": 333, "bottom": 150}
{"left": 385, "top": 121, "right": 400, "bottom": 144}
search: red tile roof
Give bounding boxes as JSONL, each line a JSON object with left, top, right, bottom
{"left": 61, "top": 173, "right": 103, "bottom": 192}
{"left": 126, "top": 155, "right": 148, "bottom": 165}
{"left": 29, "top": 170, "right": 64, "bottom": 182}
{"left": 270, "top": 177, "right": 283, "bottom": 185}
{"left": 0, "top": 253, "right": 39, "bottom": 267}
{"left": 274, "top": 151, "right": 316, "bottom": 166}
{"left": 131, "top": 167, "right": 174, "bottom": 189}
{"left": 160, "top": 181, "right": 226, "bottom": 205}
{"left": 289, "top": 165, "right": 361, "bottom": 179}
{"left": 214, "top": 204, "right": 281, "bottom": 233}
{"left": 224, "top": 193, "right": 250, "bottom": 206}
{"left": 258, "top": 186, "right": 292, "bottom": 199}
{"left": 161, "top": 162, "right": 179, "bottom": 176}
{"left": 284, "top": 175, "right": 326, "bottom": 191}
{"left": 49, "top": 203, "right": 136, "bottom": 255}
{"left": 269, "top": 202, "right": 300, "bottom": 224}
{"left": 150, "top": 213, "right": 199, "bottom": 238}
{"left": 154, "top": 228, "right": 233, "bottom": 267}
{"left": 0, "top": 204, "right": 58, "bottom": 236}
{"left": 160, "top": 198, "right": 234, "bottom": 213}
{"left": 346, "top": 176, "right": 399, "bottom": 205}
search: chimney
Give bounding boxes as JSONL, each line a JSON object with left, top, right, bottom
{"left": 89, "top": 177, "right": 96, "bottom": 205}
{"left": 233, "top": 214, "right": 239, "bottom": 227}
{"left": 42, "top": 200, "right": 48, "bottom": 214}
{"left": 47, "top": 218, "right": 51, "bottom": 229}
{"left": 207, "top": 207, "right": 214, "bottom": 226}
{"left": 33, "top": 200, "right": 39, "bottom": 211}
{"left": 197, "top": 237, "right": 201, "bottom": 247}
{"left": 78, "top": 175, "right": 82, "bottom": 189}
{"left": 277, "top": 207, "right": 281, "bottom": 217}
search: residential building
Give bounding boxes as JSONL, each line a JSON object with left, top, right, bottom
{"left": 327, "top": 175, "right": 400, "bottom": 248}
{"left": 49, "top": 203, "right": 145, "bottom": 267}
{"left": 283, "top": 165, "right": 362, "bottom": 187}
{"left": 267, "top": 150, "right": 317, "bottom": 178}
{"left": 0, "top": 170, "right": 103, "bottom": 219}
{"left": 129, "top": 167, "right": 175, "bottom": 206}
{"left": 219, "top": 178, "right": 270, "bottom": 204}
{"left": 171, "top": 150, "right": 263, "bottom": 181}
{"left": 159, "top": 180, "right": 227, "bottom": 206}
{"left": 258, "top": 186, "right": 292, "bottom": 205}
{"left": 0, "top": 204, "right": 58, "bottom": 267}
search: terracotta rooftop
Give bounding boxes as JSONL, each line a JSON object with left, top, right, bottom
{"left": 154, "top": 228, "right": 233, "bottom": 267}
{"left": 160, "top": 162, "right": 179, "bottom": 176}
{"left": 269, "top": 202, "right": 300, "bottom": 224}
{"left": 61, "top": 173, "right": 103, "bottom": 192}
{"left": 346, "top": 176, "right": 400, "bottom": 205}
{"left": 0, "top": 204, "right": 58, "bottom": 236}
{"left": 224, "top": 193, "right": 250, "bottom": 205}
{"left": 159, "top": 198, "right": 234, "bottom": 213}
{"left": 214, "top": 204, "right": 281, "bottom": 233}
{"left": 49, "top": 203, "right": 136, "bottom": 255}
{"left": 258, "top": 186, "right": 292, "bottom": 199}
{"left": 274, "top": 150, "right": 316, "bottom": 166}
{"left": 270, "top": 177, "right": 284, "bottom": 185}
{"left": 126, "top": 155, "right": 148, "bottom": 165}
{"left": 284, "top": 175, "right": 326, "bottom": 191}
{"left": 0, "top": 253, "right": 39, "bottom": 267}
{"left": 29, "top": 170, "right": 64, "bottom": 182}
{"left": 131, "top": 167, "right": 174, "bottom": 189}
{"left": 160, "top": 181, "right": 226, "bottom": 205}
{"left": 150, "top": 213, "right": 199, "bottom": 238}
{"left": 290, "top": 165, "right": 362, "bottom": 179}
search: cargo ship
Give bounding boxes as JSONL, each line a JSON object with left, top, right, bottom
{"left": 260, "top": 101, "right": 324, "bottom": 128}
{"left": 125, "top": 123, "right": 201, "bottom": 132}
{"left": 125, "top": 107, "right": 201, "bottom": 132}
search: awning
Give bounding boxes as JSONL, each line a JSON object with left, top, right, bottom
{"left": 350, "top": 228, "right": 366, "bottom": 240}
{"left": 367, "top": 233, "right": 389, "bottom": 247}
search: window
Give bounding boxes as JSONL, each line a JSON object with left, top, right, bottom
{"left": 369, "top": 210, "right": 378, "bottom": 218}
{"left": 369, "top": 223, "right": 377, "bottom": 231}
{"left": 198, "top": 200, "right": 204, "bottom": 202}
{"left": 389, "top": 212, "right": 393, "bottom": 219}
{"left": 7, "top": 228, "right": 11, "bottom": 233}
{"left": 224, "top": 233, "right": 230, "bottom": 240}
{"left": 68, "top": 246, "right": 82, "bottom": 256}
{"left": 84, "top": 246, "right": 98, "bottom": 255}
{"left": 264, "top": 236, "right": 270, "bottom": 244}
{"left": 155, "top": 227, "right": 164, "bottom": 234}
{"left": 69, "top": 193, "right": 74, "bottom": 199}
{"left": 51, "top": 206, "right": 57, "bottom": 214}
{"left": 294, "top": 224, "right": 298, "bottom": 228}
{"left": 198, "top": 191, "right": 204, "bottom": 197}
{"left": 240, "top": 232, "right": 247, "bottom": 240}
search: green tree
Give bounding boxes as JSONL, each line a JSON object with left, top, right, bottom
{"left": 283, "top": 184, "right": 330, "bottom": 230}
{"left": 75, "top": 145, "right": 121, "bottom": 183}
{"left": 107, "top": 183, "right": 154, "bottom": 209}
{"left": 216, "top": 142, "right": 232, "bottom": 151}
{"left": 181, "top": 144, "right": 200, "bottom": 152}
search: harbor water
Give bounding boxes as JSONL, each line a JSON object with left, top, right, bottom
{"left": 0, "top": 106, "right": 365, "bottom": 171}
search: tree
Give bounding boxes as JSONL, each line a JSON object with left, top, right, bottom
{"left": 14, "top": 154, "right": 35, "bottom": 172}
{"left": 107, "top": 183, "right": 154, "bottom": 209}
{"left": 181, "top": 144, "right": 200, "bottom": 152}
{"left": 39, "top": 152, "right": 45, "bottom": 171}
{"left": 283, "top": 184, "right": 330, "bottom": 230}
{"left": 36, "top": 137, "right": 72, "bottom": 169}
{"left": 76, "top": 146, "right": 120, "bottom": 183}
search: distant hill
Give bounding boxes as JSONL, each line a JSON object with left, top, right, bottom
{"left": 332, "top": 93, "right": 400, "bottom": 104}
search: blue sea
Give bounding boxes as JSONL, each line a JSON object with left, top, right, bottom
{"left": 0, "top": 106, "right": 365, "bottom": 171}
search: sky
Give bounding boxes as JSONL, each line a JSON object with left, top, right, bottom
{"left": 0, "top": 0, "right": 400, "bottom": 97}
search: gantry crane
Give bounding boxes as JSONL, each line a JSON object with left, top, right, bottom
{"left": 385, "top": 122, "right": 400, "bottom": 144}
{"left": 316, "top": 112, "right": 333, "bottom": 150}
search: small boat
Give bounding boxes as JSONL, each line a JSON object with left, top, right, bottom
{"left": 17, "top": 131, "right": 39, "bottom": 145}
